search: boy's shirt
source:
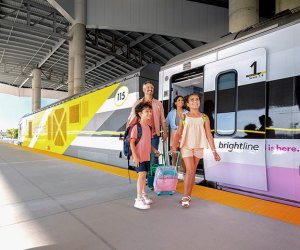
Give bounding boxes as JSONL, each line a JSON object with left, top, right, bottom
{"left": 130, "top": 123, "right": 152, "bottom": 162}
{"left": 127, "top": 98, "right": 166, "bottom": 136}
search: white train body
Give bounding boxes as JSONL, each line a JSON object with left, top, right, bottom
{"left": 159, "top": 10, "right": 300, "bottom": 205}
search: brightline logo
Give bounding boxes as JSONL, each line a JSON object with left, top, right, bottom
{"left": 219, "top": 141, "right": 259, "bottom": 152}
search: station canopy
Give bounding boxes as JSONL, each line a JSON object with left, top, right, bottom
{"left": 0, "top": 0, "right": 219, "bottom": 92}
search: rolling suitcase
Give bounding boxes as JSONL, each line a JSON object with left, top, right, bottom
{"left": 153, "top": 151, "right": 180, "bottom": 195}
{"left": 147, "top": 152, "right": 165, "bottom": 190}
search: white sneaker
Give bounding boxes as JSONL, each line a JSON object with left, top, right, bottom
{"left": 142, "top": 194, "right": 153, "bottom": 205}
{"left": 134, "top": 198, "right": 150, "bottom": 209}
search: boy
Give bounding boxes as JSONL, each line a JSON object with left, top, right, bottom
{"left": 130, "top": 102, "right": 160, "bottom": 209}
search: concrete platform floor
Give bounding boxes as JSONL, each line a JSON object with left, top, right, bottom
{"left": 1, "top": 142, "right": 300, "bottom": 250}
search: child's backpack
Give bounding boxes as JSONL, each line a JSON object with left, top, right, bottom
{"left": 123, "top": 123, "right": 142, "bottom": 184}
{"left": 123, "top": 123, "right": 151, "bottom": 183}
{"left": 123, "top": 123, "right": 142, "bottom": 159}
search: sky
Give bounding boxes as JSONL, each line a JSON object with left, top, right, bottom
{"left": 0, "top": 93, "right": 58, "bottom": 132}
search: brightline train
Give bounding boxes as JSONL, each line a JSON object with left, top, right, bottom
{"left": 19, "top": 9, "right": 300, "bottom": 206}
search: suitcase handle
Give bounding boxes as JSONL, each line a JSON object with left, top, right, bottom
{"left": 165, "top": 151, "right": 180, "bottom": 167}
{"left": 150, "top": 152, "right": 165, "bottom": 166}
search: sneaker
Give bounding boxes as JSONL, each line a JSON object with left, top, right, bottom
{"left": 142, "top": 193, "right": 153, "bottom": 205}
{"left": 134, "top": 198, "right": 150, "bottom": 209}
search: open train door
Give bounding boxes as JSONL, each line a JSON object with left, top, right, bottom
{"left": 168, "top": 66, "right": 205, "bottom": 182}
{"left": 203, "top": 48, "right": 268, "bottom": 191}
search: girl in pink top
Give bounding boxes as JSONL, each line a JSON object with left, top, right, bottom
{"left": 172, "top": 93, "right": 220, "bottom": 208}
{"left": 130, "top": 102, "right": 160, "bottom": 210}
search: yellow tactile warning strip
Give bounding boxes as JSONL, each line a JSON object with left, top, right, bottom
{"left": 6, "top": 142, "right": 300, "bottom": 227}
{"left": 177, "top": 182, "right": 300, "bottom": 226}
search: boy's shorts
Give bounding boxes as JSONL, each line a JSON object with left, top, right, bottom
{"left": 181, "top": 147, "right": 203, "bottom": 159}
{"left": 136, "top": 161, "right": 150, "bottom": 173}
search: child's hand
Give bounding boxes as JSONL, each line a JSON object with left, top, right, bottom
{"left": 213, "top": 151, "right": 221, "bottom": 161}
{"left": 154, "top": 150, "right": 160, "bottom": 157}
{"left": 170, "top": 146, "right": 177, "bottom": 154}
{"left": 133, "top": 156, "right": 140, "bottom": 166}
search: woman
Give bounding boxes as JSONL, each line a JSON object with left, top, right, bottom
{"left": 166, "top": 96, "right": 188, "bottom": 166}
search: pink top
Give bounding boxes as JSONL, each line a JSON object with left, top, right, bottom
{"left": 180, "top": 115, "right": 208, "bottom": 149}
{"left": 130, "top": 123, "right": 152, "bottom": 162}
{"left": 127, "top": 98, "right": 166, "bottom": 136}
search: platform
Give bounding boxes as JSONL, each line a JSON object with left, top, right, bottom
{"left": 1, "top": 142, "right": 300, "bottom": 250}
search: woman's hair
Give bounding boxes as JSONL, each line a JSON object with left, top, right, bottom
{"left": 135, "top": 102, "right": 152, "bottom": 119}
{"left": 172, "top": 95, "right": 184, "bottom": 109}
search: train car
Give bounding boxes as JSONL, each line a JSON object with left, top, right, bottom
{"left": 160, "top": 8, "right": 300, "bottom": 205}
{"left": 18, "top": 64, "right": 160, "bottom": 168}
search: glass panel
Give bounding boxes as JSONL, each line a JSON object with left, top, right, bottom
{"left": 216, "top": 72, "right": 237, "bottom": 136}
{"left": 69, "top": 104, "right": 80, "bottom": 124}
{"left": 236, "top": 82, "right": 265, "bottom": 138}
{"left": 47, "top": 116, "right": 52, "bottom": 140}
{"left": 293, "top": 76, "right": 300, "bottom": 139}
{"left": 28, "top": 121, "right": 32, "bottom": 138}
{"left": 268, "top": 77, "right": 294, "bottom": 139}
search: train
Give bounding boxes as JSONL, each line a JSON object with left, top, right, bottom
{"left": 19, "top": 8, "right": 300, "bottom": 206}
{"left": 18, "top": 64, "right": 161, "bottom": 167}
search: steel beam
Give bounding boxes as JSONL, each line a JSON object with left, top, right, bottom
{"left": 38, "top": 38, "right": 66, "bottom": 68}
{"left": 85, "top": 33, "right": 152, "bottom": 74}
{"left": 0, "top": 19, "right": 70, "bottom": 40}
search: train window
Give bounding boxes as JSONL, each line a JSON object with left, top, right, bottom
{"left": 47, "top": 116, "right": 52, "bottom": 140}
{"left": 82, "top": 101, "right": 89, "bottom": 118}
{"left": 69, "top": 104, "right": 80, "bottom": 124}
{"left": 268, "top": 76, "right": 300, "bottom": 139}
{"left": 295, "top": 76, "right": 300, "bottom": 139}
{"left": 216, "top": 71, "right": 237, "bottom": 136}
{"left": 236, "top": 82, "right": 265, "bottom": 138}
{"left": 28, "top": 121, "right": 32, "bottom": 138}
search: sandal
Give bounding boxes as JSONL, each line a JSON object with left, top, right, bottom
{"left": 180, "top": 196, "right": 191, "bottom": 203}
{"left": 181, "top": 197, "right": 190, "bottom": 208}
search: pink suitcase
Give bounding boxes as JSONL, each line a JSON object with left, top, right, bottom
{"left": 153, "top": 151, "right": 179, "bottom": 195}
{"left": 153, "top": 166, "right": 178, "bottom": 195}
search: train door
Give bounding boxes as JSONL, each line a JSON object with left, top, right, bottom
{"left": 203, "top": 48, "right": 268, "bottom": 191}
{"left": 267, "top": 76, "right": 300, "bottom": 202}
{"left": 169, "top": 66, "right": 205, "bottom": 181}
